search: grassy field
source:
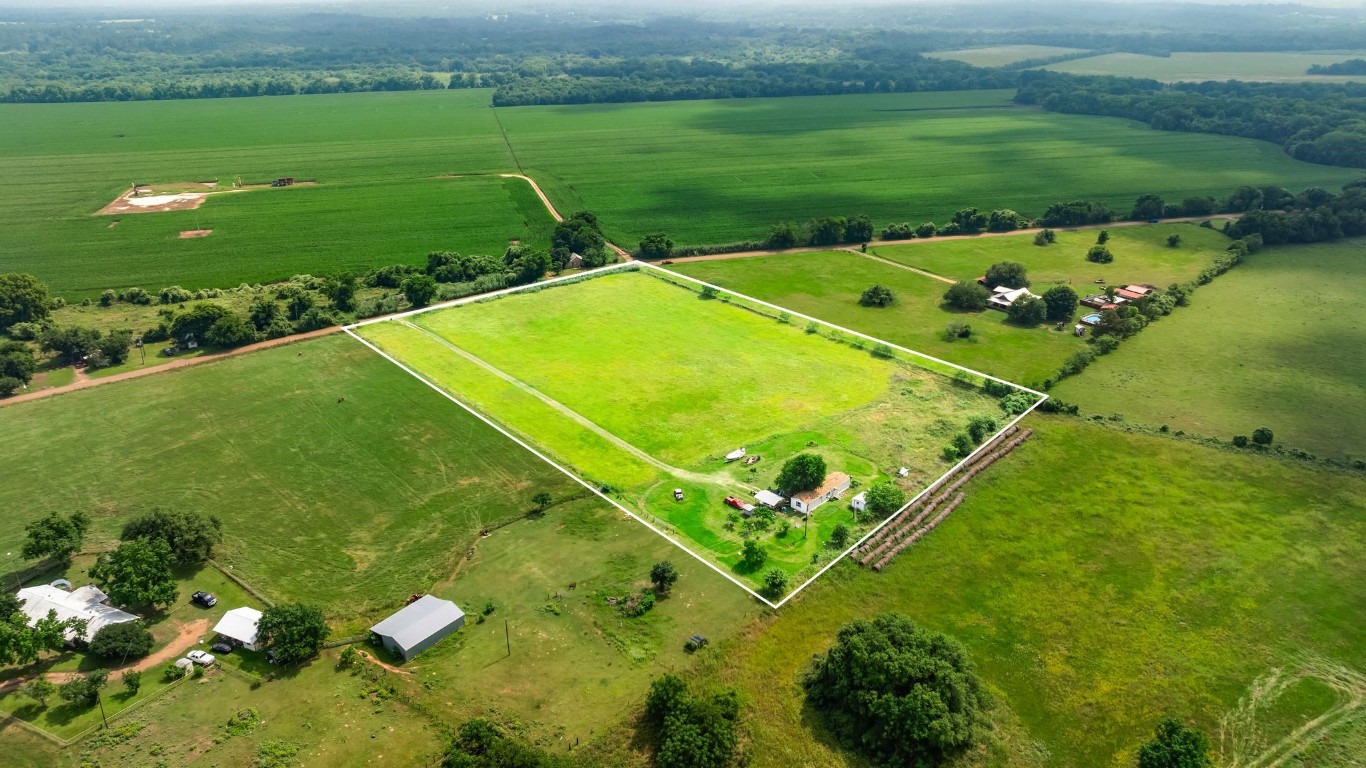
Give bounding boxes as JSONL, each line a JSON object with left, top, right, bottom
{"left": 0, "top": 89, "right": 529, "bottom": 297}
{"left": 1052, "top": 238, "right": 1366, "bottom": 460}
{"left": 0, "top": 334, "right": 578, "bottom": 618}
{"left": 356, "top": 268, "right": 1007, "bottom": 589}
{"left": 1043, "top": 51, "right": 1366, "bottom": 82}
{"left": 669, "top": 223, "right": 1230, "bottom": 385}
{"left": 496, "top": 90, "right": 1359, "bottom": 248}
{"left": 678, "top": 415, "right": 1366, "bottom": 768}
{"left": 927, "top": 44, "right": 1092, "bottom": 67}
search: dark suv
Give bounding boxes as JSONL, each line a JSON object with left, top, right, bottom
{"left": 191, "top": 591, "right": 217, "bottom": 608}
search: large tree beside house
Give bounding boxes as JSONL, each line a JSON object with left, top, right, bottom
{"left": 89, "top": 538, "right": 178, "bottom": 608}
{"left": 775, "top": 453, "right": 827, "bottom": 495}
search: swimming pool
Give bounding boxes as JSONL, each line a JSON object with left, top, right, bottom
{"left": 1081, "top": 312, "right": 1103, "bottom": 325}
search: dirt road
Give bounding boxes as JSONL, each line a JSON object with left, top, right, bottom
{"left": 499, "top": 173, "right": 633, "bottom": 260}
{"left": 0, "top": 619, "right": 211, "bottom": 694}
{"left": 0, "top": 327, "right": 342, "bottom": 409}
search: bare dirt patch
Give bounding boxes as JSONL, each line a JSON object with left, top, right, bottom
{"left": 98, "top": 187, "right": 209, "bottom": 216}
{"left": 179, "top": 229, "right": 213, "bottom": 239}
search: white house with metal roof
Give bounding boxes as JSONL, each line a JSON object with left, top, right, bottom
{"left": 370, "top": 595, "right": 465, "bottom": 661}
{"left": 15, "top": 584, "right": 137, "bottom": 643}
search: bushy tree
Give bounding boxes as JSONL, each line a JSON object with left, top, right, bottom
{"left": 845, "top": 214, "right": 874, "bottom": 242}
{"left": 1000, "top": 391, "right": 1037, "bottom": 415}
{"left": 1007, "top": 295, "right": 1046, "bottom": 326}
{"left": 1167, "top": 234, "right": 1182, "bottom": 247}
{"left": 248, "top": 297, "right": 281, "bottom": 331}
{"left": 88, "top": 621, "right": 154, "bottom": 661}
{"left": 1132, "top": 194, "right": 1165, "bottom": 220}
{"left": 1252, "top": 427, "right": 1274, "bottom": 445}
{"left": 22, "top": 677, "right": 56, "bottom": 708}
{"left": 645, "top": 674, "right": 739, "bottom": 768}
{"left": 1137, "top": 718, "right": 1212, "bottom": 768}
{"left": 828, "top": 524, "right": 850, "bottom": 549}
{"left": 122, "top": 669, "right": 142, "bottom": 695}
{"left": 942, "top": 282, "right": 989, "bottom": 311}
{"left": 650, "top": 560, "right": 679, "bottom": 594}
{"left": 1087, "top": 245, "right": 1114, "bottom": 263}
{"left": 984, "top": 261, "right": 1029, "bottom": 288}
{"left": 802, "top": 614, "right": 986, "bottom": 768}
{"left": 95, "top": 328, "right": 134, "bottom": 365}
{"left": 1033, "top": 228, "right": 1056, "bottom": 246}
{"left": 322, "top": 272, "right": 357, "bottom": 312}
{"left": 504, "top": 245, "right": 552, "bottom": 285}
{"left": 639, "top": 233, "right": 674, "bottom": 260}
{"left": 58, "top": 671, "right": 108, "bottom": 708}
{"left": 947, "top": 208, "right": 987, "bottom": 235}
{"left": 170, "top": 303, "right": 232, "bottom": 342}
{"left": 294, "top": 307, "right": 336, "bottom": 332}
{"left": 966, "top": 415, "right": 999, "bottom": 443}
{"left": 158, "top": 285, "right": 194, "bottom": 305}
{"left": 0, "top": 595, "right": 83, "bottom": 666}
{"left": 762, "top": 568, "right": 789, "bottom": 597}
{"left": 1097, "top": 229, "right": 1110, "bottom": 244}
{"left": 401, "top": 274, "right": 438, "bottom": 308}
{"left": 739, "top": 540, "right": 767, "bottom": 572}
{"left": 0, "top": 273, "right": 52, "bottom": 332}
{"left": 205, "top": 313, "right": 258, "bottom": 348}
{"left": 807, "top": 216, "right": 847, "bottom": 245}
{"left": 988, "top": 209, "right": 1027, "bottom": 232}
{"left": 22, "top": 510, "right": 90, "bottom": 564}
{"left": 256, "top": 603, "right": 330, "bottom": 664}
{"left": 121, "top": 508, "right": 223, "bottom": 566}
{"left": 40, "top": 326, "right": 101, "bottom": 363}
{"left": 552, "top": 211, "right": 607, "bottom": 263}
{"left": 1041, "top": 285, "right": 1079, "bottom": 322}
{"left": 775, "top": 453, "right": 827, "bottom": 494}
{"left": 0, "top": 340, "right": 38, "bottom": 386}
{"left": 89, "top": 538, "right": 178, "bottom": 608}
{"left": 864, "top": 481, "right": 906, "bottom": 520}
{"left": 286, "top": 292, "right": 315, "bottom": 321}
{"left": 767, "top": 221, "right": 801, "bottom": 248}
{"left": 915, "top": 222, "right": 938, "bottom": 238}
{"left": 859, "top": 284, "right": 896, "bottom": 307}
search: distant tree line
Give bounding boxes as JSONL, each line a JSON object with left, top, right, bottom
{"left": 1307, "top": 59, "right": 1366, "bottom": 76}
{"left": 1015, "top": 70, "right": 1366, "bottom": 169}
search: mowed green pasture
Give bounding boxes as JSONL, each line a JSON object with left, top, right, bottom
{"left": 0, "top": 334, "right": 578, "bottom": 618}
{"left": 0, "top": 89, "right": 523, "bottom": 297}
{"left": 927, "top": 44, "right": 1092, "bottom": 67}
{"left": 495, "top": 90, "right": 1359, "bottom": 247}
{"left": 357, "top": 268, "right": 1002, "bottom": 587}
{"left": 1053, "top": 238, "right": 1366, "bottom": 460}
{"left": 1043, "top": 51, "right": 1366, "bottom": 82}
{"left": 684, "top": 416, "right": 1366, "bottom": 768}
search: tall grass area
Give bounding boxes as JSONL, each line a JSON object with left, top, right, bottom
{"left": 1053, "top": 238, "right": 1366, "bottom": 460}
{"left": 0, "top": 89, "right": 522, "bottom": 296}
{"left": 1043, "top": 51, "right": 1366, "bottom": 83}
{"left": 0, "top": 334, "right": 579, "bottom": 617}
{"left": 680, "top": 415, "right": 1366, "bottom": 768}
{"left": 495, "top": 91, "right": 1359, "bottom": 247}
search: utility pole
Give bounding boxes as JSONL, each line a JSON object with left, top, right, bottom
{"left": 97, "top": 693, "right": 108, "bottom": 729}
{"left": 504, "top": 619, "right": 511, "bottom": 657}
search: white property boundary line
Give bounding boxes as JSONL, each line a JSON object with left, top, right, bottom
{"left": 343, "top": 261, "right": 1046, "bottom": 609}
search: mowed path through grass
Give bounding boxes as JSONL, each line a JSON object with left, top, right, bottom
{"left": 495, "top": 90, "right": 1360, "bottom": 247}
{"left": 696, "top": 416, "right": 1366, "bottom": 768}
{"left": 0, "top": 89, "right": 529, "bottom": 296}
{"left": 1053, "top": 238, "right": 1366, "bottom": 459}
{"left": 0, "top": 334, "right": 578, "bottom": 617}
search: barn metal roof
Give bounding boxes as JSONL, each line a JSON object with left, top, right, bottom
{"left": 370, "top": 596, "right": 464, "bottom": 652}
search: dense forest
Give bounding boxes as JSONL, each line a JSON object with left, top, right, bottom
{"left": 3, "top": 3, "right": 1366, "bottom": 105}
{"left": 1016, "top": 72, "right": 1366, "bottom": 169}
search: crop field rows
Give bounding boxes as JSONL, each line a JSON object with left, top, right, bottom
{"left": 348, "top": 263, "right": 1043, "bottom": 605}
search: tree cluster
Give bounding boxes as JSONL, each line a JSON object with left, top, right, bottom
{"left": 442, "top": 718, "right": 571, "bottom": 768}
{"left": 256, "top": 603, "right": 330, "bottom": 664}
{"left": 644, "top": 674, "right": 740, "bottom": 768}
{"left": 802, "top": 614, "right": 987, "bottom": 768}
{"left": 768, "top": 215, "right": 873, "bottom": 249}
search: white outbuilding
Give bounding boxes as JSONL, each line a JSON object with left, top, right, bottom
{"left": 213, "top": 607, "right": 264, "bottom": 651}
{"left": 850, "top": 491, "right": 867, "bottom": 513}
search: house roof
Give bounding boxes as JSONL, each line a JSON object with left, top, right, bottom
{"left": 214, "top": 607, "right": 263, "bottom": 646}
{"left": 370, "top": 596, "right": 464, "bottom": 652}
{"left": 754, "top": 490, "right": 784, "bottom": 507}
{"left": 989, "top": 286, "right": 1039, "bottom": 305}
{"left": 1124, "top": 284, "right": 1154, "bottom": 295}
{"left": 1114, "top": 288, "right": 1145, "bottom": 301}
{"left": 791, "top": 472, "right": 851, "bottom": 504}
{"left": 16, "top": 584, "right": 138, "bottom": 642}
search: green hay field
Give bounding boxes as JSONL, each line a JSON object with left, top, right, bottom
{"left": 356, "top": 268, "right": 1006, "bottom": 588}
{"left": 0, "top": 89, "right": 525, "bottom": 297}
{"left": 495, "top": 90, "right": 1359, "bottom": 248}
{"left": 1043, "top": 51, "right": 1366, "bottom": 82}
{"left": 927, "top": 44, "right": 1092, "bottom": 67}
{"left": 1052, "top": 238, "right": 1366, "bottom": 460}
{"left": 670, "top": 223, "right": 1231, "bottom": 385}
{"left": 677, "top": 415, "right": 1366, "bottom": 768}
{"left": 0, "top": 334, "right": 578, "bottom": 618}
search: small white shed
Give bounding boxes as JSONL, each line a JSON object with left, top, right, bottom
{"left": 850, "top": 491, "right": 867, "bottom": 513}
{"left": 214, "top": 607, "right": 263, "bottom": 651}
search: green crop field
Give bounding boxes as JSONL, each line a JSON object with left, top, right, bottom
{"left": 0, "top": 89, "right": 526, "bottom": 297}
{"left": 1052, "top": 238, "right": 1366, "bottom": 460}
{"left": 675, "top": 415, "right": 1366, "bottom": 768}
{"left": 927, "top": 44, "right": 1092, "bottom": 67}
{"left": 0, "top": 334, "right": 578, "bottom": 618}
{"left": 1043, "top": 51, "right": 1366, "bottom": 82}
{"left": 356, "top": 267, "right": 1012, "bottom": 591}
{"left": 669, "top": 223, "right": 1231, "bottom": 385}
{"left": 496, "top": 90, "right": 1359, "bottom": 248}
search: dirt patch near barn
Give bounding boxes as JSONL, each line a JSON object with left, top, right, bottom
{"left": 179, "top": 229, "right": 213, "bottom": 239}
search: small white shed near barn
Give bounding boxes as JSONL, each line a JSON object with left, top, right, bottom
{"left": 214, "top": 607, "right": 263, "bottom": 651}
{"left": 370, "top": 595, "right": 465, "bottom": 661}
{"left": 850, "top": 491, "right": 867, "bottom": 513}
{"left": 754, "top": 490, "right": 784, "bottom": 509}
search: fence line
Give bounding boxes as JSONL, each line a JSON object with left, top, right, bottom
{"left": 206, "top": 559, "right": 275, "bottom": 608}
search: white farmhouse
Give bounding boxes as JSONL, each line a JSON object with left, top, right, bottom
{"left": 16, "top": 584, "right": 138, "bottom": 643}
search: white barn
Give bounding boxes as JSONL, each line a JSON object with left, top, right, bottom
{"left": 16, "top": 584, "right": 138, "bottom": 643}
{"left": 370, "top": 595, "right": 465, "bottom": 661}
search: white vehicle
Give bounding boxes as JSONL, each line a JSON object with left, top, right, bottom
{"left": 186, "top": 650, "right": 216, "bottom": 666}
